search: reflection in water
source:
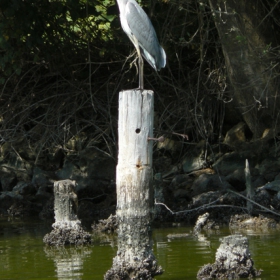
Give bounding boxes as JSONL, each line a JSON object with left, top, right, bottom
{"left": 154, "top": 229, "right": 215, "bottom": 280}
{"left": 44, "top": 246, "right": 92, "bottom": 280}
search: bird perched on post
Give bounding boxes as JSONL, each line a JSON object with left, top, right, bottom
{"left": 116, "top": 0, "right": 166, "bottom": 90}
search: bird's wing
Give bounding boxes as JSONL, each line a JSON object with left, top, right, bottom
{"left": 125, "top": 0, "right": 165, "bottom": 70}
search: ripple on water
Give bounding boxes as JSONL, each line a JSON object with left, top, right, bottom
{"left": 154, "top": 227, "right": 214, "bottom": 280}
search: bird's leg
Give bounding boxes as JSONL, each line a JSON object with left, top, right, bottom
{"left": 138, "top": 54, "right": 144, "bottom": 90}
{"left": 135, "top": 45, "right": 144, "bottom": 90}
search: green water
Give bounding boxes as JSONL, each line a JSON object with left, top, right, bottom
{"left": 0, "top": 217, "right": 279, "bottom": 279}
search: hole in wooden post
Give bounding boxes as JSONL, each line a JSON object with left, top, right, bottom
{"left": 136, "top": 161, "right": 142, "bottom": 169}
{"left": 135, "top": 128, "right": 141, "bottom": 134}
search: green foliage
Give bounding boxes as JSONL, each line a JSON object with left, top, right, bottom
{"left": 0, "top": 0, "right": 116, "bottom": 80}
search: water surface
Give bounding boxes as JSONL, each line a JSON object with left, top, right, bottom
{"left": 0, "top": 217, "right": 279, "bottom": 279}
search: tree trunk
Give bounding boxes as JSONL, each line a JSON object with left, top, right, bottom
{"left": 209, "top": 0, "right": 280, "bottom": 138}
{"left": 105, "top": 89, "right": 162, "bottom": 280}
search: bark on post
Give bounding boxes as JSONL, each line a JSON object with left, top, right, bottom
{"left": 105, "top": 90, "right": 162, "bottom": 279}
{"left": 43, "top": 179, "right": 91, "bottom": 246}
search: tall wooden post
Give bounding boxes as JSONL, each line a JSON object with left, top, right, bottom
{"left": 105, "top": 90, "right": 162, "bottom": 279}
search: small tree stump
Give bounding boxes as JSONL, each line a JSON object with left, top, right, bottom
{"left": 43, "top": 180, "right": 91, "bottom": 246}
{"left": 197, "top": 235, "right": 261, "bottom": 279}
{"left": 105, "top": 90, "right": 162, "bottom": 279}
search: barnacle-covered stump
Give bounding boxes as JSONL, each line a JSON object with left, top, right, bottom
{"left": 43, "top": 180, "right": 91, "bottom": 246}
{"left": 197, "top": 234, "right": 261, "bottom": 279}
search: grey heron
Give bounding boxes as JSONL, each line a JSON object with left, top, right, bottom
{"left": 116, "top": 0, "right": 166, "bottom": 89}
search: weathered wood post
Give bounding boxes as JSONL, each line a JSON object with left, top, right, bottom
{"left": 53, "top": 179, "right": 79, "bottom": 228}
{"left": 105, "top": 90, "right": 162, "bottom": 279}
{"left": 43, "top": 180, "right": 91, "bottom": 246}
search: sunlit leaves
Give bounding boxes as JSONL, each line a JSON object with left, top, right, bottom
{"left": 0, "top": 0, "right": 116, "bottom": 80}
